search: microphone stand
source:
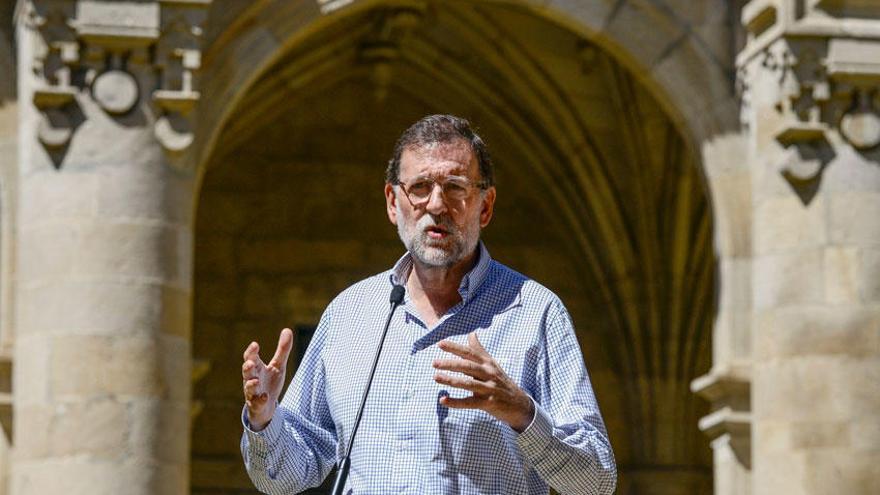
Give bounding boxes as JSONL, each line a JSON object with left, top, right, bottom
{"left": 331, "top": 284, "right": 405, "bottom": 495}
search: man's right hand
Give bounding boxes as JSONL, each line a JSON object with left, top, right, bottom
{"left": 242, "top": 328, "right": 294, "bottom": 431}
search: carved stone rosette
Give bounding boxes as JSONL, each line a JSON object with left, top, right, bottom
{"left": 21, "top": 0, "right": 211, "bottom": 159}
{"left": 738, "top": 1, "right": 880, "bottom": 195}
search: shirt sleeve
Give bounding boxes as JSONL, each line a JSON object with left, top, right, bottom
{"left": 240, "top": 310, "right": 338, "bottom": 494}
{"left": 515, "top": 302, "right": 618, "bottom": 495}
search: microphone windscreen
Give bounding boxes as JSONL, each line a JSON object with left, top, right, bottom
{"left": 390, "top": 285, "right": 405, "bottom": 304}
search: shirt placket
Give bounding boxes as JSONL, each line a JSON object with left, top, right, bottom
{"left": 389, "top": 309, "right": 423, "bottom": 493}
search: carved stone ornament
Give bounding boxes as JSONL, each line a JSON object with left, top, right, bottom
{"left": 840, "top": 91, "right": 880, "bottom": 150}
{"left": 21, "top": 0, "right": 212, "bottom": 158}
{"left": 92, "top": 68, "right": 140, "bottom": 114}
{"left": 738, "top": 0, "right": 880, "bottom": 199}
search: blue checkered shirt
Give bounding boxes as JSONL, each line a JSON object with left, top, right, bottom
{"left": 241, "top": 243, "right": 617, "bottom": 494}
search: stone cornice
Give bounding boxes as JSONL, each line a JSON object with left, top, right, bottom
{"left": 737, "top": 1, "right": 880, "bottom": 198}
{"left": 19, "top": 0, "right": 211, "bottom": 160}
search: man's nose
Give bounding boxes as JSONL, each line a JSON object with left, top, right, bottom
{"left": 424, "top": 183, "right": 448, "bottom": 215}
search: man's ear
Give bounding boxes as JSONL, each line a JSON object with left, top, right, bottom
{"left": 385, "top": 183, "right": 398, "bottom": 225}
{"left": 480, "top": 187, "right": 496, "bottom": 228}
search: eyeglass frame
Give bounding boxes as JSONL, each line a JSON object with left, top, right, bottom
{"left": 393, "top": 175, "right": 490, "bottom": 207}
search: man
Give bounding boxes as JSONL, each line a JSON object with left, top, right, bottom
{"left": 241, "top": 115, "right": 617, "bottom": 494}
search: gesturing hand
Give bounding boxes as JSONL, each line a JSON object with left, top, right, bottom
{"left": 242, "top": 328, "right": 293, "bottom": 431}
{"left": 433, "top": 332, "right": 536, "bottom": 432}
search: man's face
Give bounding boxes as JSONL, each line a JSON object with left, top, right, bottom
{"left": 384, "top": 139, "right": 496, "bottom": 268}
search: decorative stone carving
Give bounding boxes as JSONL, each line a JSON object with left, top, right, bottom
{"left": 26, "top": 3, "right": 79, "bottom": 150}
{"left": 738, "top": 0, "right": 880, "bottom": 198}
{"left": 358, "top": 5, "right": 425, "bottom": 102}
{"left": 92, "top": 68, "right": 139, "bottom": 114}
{"left": 691, "top": 366, "right": 751, "bottom": 467}
{"left": 840, "top": 91, "right": 880, "bottom": 150}
{"left": 22, "top": 0, "right": 211, "bottom": 158}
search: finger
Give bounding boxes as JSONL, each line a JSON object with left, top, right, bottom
{"left": 432, "top": 359, "right": 491, "bottom": 380}
{"left": 243, "top": 341, "right": 261, "bottom": 362}
{"left": 439, "top": 394, "right": 485, "bottom": 409}
{"left": 468, "top": 332, "right": 488, "bottom": 355}
{"left": 242, "top": 360, "right": 261, "bottom": 381}
{"left": 434, "top": 372, "right": 493, "bottom": 395}
{"left": 269, "top": 328, "right": 294, "bottom": 369}
{"left": 243, "top": 378, "right": 263, "bottom": 401}
{"left": 438, "top": 339, "right": 483, "bottom": 363}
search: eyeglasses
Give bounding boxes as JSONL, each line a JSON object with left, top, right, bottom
{"left": 395, "top": 175, "right": 487, "bottom": 206}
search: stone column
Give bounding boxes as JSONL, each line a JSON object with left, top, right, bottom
{"left": 12, "top": 1, "right": 208, "bottom": 494}
{"left": 692, "top": 133, "right": 753, "bottom": 495}
{"left": 738, "top": 1, "right": 880, "bottom": 494}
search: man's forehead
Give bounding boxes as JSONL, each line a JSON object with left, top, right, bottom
{"left": 401, "top": 140, "right": 477, "bottom": 173}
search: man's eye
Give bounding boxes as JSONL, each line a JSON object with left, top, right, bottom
{"left": 444, "top": 182, "right": 468, "bottom": 194}
{"left": 409, "top": 181, "right": 432, "bottom": 195}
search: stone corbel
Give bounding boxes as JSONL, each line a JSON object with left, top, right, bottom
{"left": 740, "top": 0, "right": 880, "bottom": 201}
{"left": 26, "top": 2, "right": 80, "bottom": 151}
{"left": 691, "top": 364, "right": 752, "bottom": 468}
{"left": 23, "top": 0, "right": 211, "bottom": 161}
{"left": 152, "top": 0, "right": 210, "bottom": 155}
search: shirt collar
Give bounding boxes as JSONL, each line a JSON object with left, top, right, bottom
{"left": 389, "top": 241, "right": 492, "bottom": 304}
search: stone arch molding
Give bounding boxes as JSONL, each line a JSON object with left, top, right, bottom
{"left": 193, "top": 0, "right": 738, "bottom": 184}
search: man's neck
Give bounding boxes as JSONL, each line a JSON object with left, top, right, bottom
{"left": 405, "top": 249, "right": 478, "bottom": 323}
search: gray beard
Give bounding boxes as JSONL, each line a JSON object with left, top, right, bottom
{"left": 396, "top": 202, "right": 480, "bottom": 268}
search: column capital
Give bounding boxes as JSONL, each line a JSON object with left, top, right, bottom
{"left": 737, "top": 1, "right": 880, "bottom": 193}
{"left": 19, "top": 0, "right": 211, "bottom": 161}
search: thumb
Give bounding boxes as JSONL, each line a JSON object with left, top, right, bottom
{"left": 269, "top": 328, "right": 294, "bottom": 369}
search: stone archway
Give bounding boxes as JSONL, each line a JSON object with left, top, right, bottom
{"left": 192, "top": 2, "right": 720, "bottom": 494}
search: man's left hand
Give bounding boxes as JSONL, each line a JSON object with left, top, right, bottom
{"left": 433, "top": 332, "right": 536, "bottom": 432}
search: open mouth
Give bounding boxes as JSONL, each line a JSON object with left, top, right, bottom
{"left": 425, "top": 225, "right": 450, "bottom": 240}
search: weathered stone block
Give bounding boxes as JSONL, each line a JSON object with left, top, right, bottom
{"left": 18, "top": 280, "right": 175, "bottom": 336}
{"left": 19, "top": 173, "right": 98, "bottom": 224}
{"left": 128, "top": 399, "right": 191, "bottom": 464}
{"left": 17, "top": 223, "right": 79, "bottom": 285}
{"left": 51, "top": 335, "right": 165, "bottom": 399}
{"left": 602, "top": 0, "right": 684, "bottom": 68}
{"left": 13, "top": 335, "right": 51, "bottom": 407}
{"left": 753, "top": 451, "right": 808, "bottom": 495}
{"left": 754, "top": 196, "right": 827, "bottom": 255}
{"left": 73, "top": 221, "right": 182, "bottom": 283}
{"left": 50, "top": 399, "right": 128, "bottom": 458}
{"left": 829, "top": 192, "right": 880, "bottom": 246}
{"left": 161, "top": 334, "right": 191, "bottom": 402}
{"left": 825, "top": 247, "right": 860, "bottom": 304}
{"left": 12, "top": 406, "right": 52, "bottom": 459}
{"left": 96, "top": 160, "right": 194, "bottom": 224}
{"left": 789, "top": 421, "right": 850, "bottom": 449}
{"left": 860, "top": 248, "right": 880, "bottom": 302}
{"left": 754, "top": 306, "right": 880, "bottom": 360}
{"left": 754, "top": 357, "right": 845, "bottom": 422}
{"left": 752, "top": 250, "right": 824, "bottom": 309}
{"left": 12, "top": 458, "right": 186, "bottom": 495}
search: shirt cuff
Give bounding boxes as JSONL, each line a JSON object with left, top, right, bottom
{"left": 516, "top": 399, "right": 554, "bottom": 455}
{"left": 242, "top": 404, "right": 284, "bottom": 451}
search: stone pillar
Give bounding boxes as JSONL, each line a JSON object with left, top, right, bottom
{"left": 738, "top": 1, "right": 880, "bottom": 494}
{"left": 12, "top": 1, "right": 209, "bottom": 494}
{"left": 692, "top": 134, "right": 753, "bottom": 495}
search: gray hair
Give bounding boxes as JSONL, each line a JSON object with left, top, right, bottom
{"left": 385, "top": 114, "right": 495, "bottom": 187}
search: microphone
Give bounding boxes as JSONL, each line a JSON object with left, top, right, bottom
{"left": 331, "top": 284, "right": 405, "bottom": 495}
